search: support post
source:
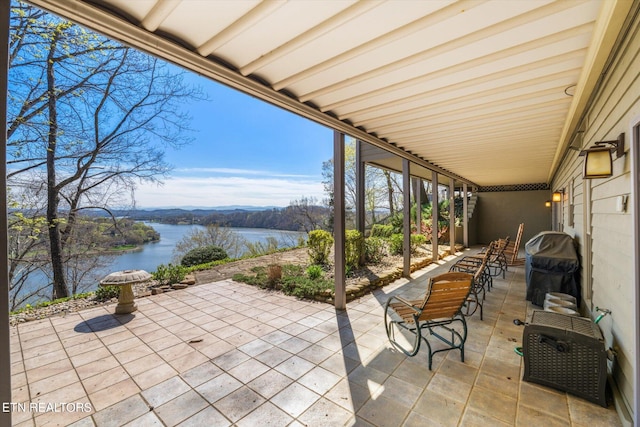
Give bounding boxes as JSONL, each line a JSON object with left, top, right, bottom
{"left": 402, "top": 159, "right": 411, "bottom": 277}
{"left": 431, "top": 171, "right": 439, "bottom": 262}
{"left": 449, "top": 179, "right": 456, "bottom": 254}
{"left": 463, "top": 183, "right": 469, "bottom": 247}
{"left": 355, "top": 139, "right": 366, "bottom": 265}
{"left": 1, "top": 2, "right": 12, "bottom": 425}
{"left": 415, "top": 178, "right": 422, "bottom": 235}
{"left": 333, "top": 131, "right": 346, "bottom": 310}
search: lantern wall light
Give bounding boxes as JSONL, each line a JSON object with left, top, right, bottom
{"left": 552, "top": 191, "right": 563, "bottom": 202}
{"left": 580, "top": 133, "right": 625, "bottom": 179}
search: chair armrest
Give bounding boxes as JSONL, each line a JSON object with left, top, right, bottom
{"left": 388, "top": 295, "right": 421, "bottom": 313}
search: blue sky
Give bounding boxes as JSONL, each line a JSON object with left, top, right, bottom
{"left": 135, "top": 73, "right": 334, "bottom": 208}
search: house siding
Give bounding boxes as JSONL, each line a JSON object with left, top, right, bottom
{"left": 552, "top": 11, "right": 640, "bottom": 419}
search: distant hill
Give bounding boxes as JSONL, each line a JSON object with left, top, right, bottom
{"left": 85, "top": 206, "right": 330, "bottom": 232}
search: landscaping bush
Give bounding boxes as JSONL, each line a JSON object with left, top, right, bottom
{"left": 390, "top": 233, "right": 404, "bottom": 255}
{"left": 95, "top": 285, "right": 119, "bottom": 301}
{"left": 411, "top": 233, "right": 427, "bottom": 253}
{"left": 181, "top": 245, "right": 228, "bottom": 267}
{"left": 153, "top": 263, "right": 188, "bottom": 285}
{"left": 307, "top": 229, "right": 333, "bottom": 265}
{"left": 345, "top": 229, "right": 364, "bottom": 270}
{"left": 364, "top": 236, "right": 386, "bottom": 264}
{"left": 306, "top": 264, "right": 323, "bottom": 280}
{"left": 388, "top": 233, "right": 427, "bottom": 255}
{"left": 370, "top": 224, "right": 394, "bottom": 238}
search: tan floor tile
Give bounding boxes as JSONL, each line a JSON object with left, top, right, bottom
{"left": 176, "top": 406, "right": 231, "bottom": 427}
{"left": 70, "top": 346, "right": 112, "bottom": 368}
{"left": 25, "top": 358, "right": 73, "bottom": 383}
{"left": 32, "top": 382, "right": 88, "bottom": 407}
{"left": 467, "top": 385, "right": 517, "bottom": 424}
{"left": 75, "top": 356, "right": 120, "bottom": 380}
{"left": 29, "top": 369, "right": 80, "bottom": 398}
{"left": 132, "top": 363, "right": 178, "bottom": 390}
{"left": 213, "top": 386, "right": 266, "bottom": 422}
{"left": 122, "top": 353, "right": 165, "bottom": 377}
{"left": 82, "top": 366, "right": 131, "bottom": 395}
{"left": 228, "top": 358, "right": 270, "bottom": 384}
{"left": 298, "top": 366, "right": 342, "bottom": 395}
{"left": 180, "top": 361, "right": 223, "bottom": 388}
{"left": 92, "top": 394, "right": 149, "bottom": 427}
{"left": 567, "top": 394, "right": 622, "bottom": 426}
{"left": 517, "top": 404, "right": 573, "bottom": 427}
{"left": 88, "top": 378, "right": 140, "bottom": 411}
{"left": 123, "top": 411, "right": 164, "bottom": 427}
{"left": 412, "top": 389, "right": 464, "bottom": 426}
{"left": 168, "top": 349, "right": 210, "bottom": 373}
{"left": 155, "top": 390, "right": 209, "bottom": 426}
{"left": 459, "top": 407, "right": 512, "bottom": 427}
{"left": 113, "top": 344, "right": 155, "bottom": 365}
{"left": 235, "top": 402, "right": 292, "bottom": 427}
{"left": 274, "top": 355, "right": 315, "bottom": 380}
{"left": 298, "top": 397, "right": 355, "bottom": 427}
{"left": 23, "top": 349, "right": 68, "bottom": 371}
{"left": 246, "top": 369, "right": 293, "bottom": 400}
{"left": 324, "top": 379, "right": 371, "bottom": 412}
{"left": 518, "top": 382, "right": 569, "bottom": 420}
{"left": 156, "top": 342, "right": 196, "bottom": 362}
{"left": 427, "top": 373, "right": 472, "bottom": 404}
{"left": 357, "top": 395, "right": 411, "bottom": 427}
{"left": 195, "top": 372, "right": 243, "bottom": 404}
{"left": 271, "top": 382, "right": 320, "bottom": 418}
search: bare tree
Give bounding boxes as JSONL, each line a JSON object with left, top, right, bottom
{"left": 8, "top": 1, "right": 203, "bottom": 299}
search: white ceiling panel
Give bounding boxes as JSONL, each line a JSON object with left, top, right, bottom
{"left": 27, "top": 0, "right": 633, "bottom": 187}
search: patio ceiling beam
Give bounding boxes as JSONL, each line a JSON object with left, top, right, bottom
{"left": 26, "top": 0, "right": 476, "bottom": 188}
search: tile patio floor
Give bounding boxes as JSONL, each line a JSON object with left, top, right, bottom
{"left": 9, "top": 250, "right": 622, "bottom": 426}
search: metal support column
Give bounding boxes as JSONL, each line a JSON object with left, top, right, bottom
{"left": 402, "top": 159, "right": 411, "bottom": 277}
{"left": 431, "top": 171, "right": 439, "bottom": 262}
{"left": 463, "top": 183, "right": 469, "bottom": 247}
{"left": 449, "top": 179, "right": 455, "bottom": 254}
{"left": 1, "top": 1, "right": 13, "bottom": 425}
{"left": 333, "top": 131, "right": 346, "bottom": 310}
{"left": 415, "top": 178, "right": 422, "bottom": 235}
{"left": 355, "top": 140, "right": 366, "bottom": 265}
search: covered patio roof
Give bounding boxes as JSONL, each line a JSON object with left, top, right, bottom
{"left": 25, "top": 0, "right": 634, "bottom": 188}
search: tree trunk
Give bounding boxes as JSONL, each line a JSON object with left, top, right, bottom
{"left": 384, "top": 170, "right": 395, "bottom": 215}
{"left": 46, "top": 34, "right": 68, "bottom": 299}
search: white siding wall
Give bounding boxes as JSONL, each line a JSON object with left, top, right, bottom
{"left": 552, "top": 14, "right": 640, "bottom": 417}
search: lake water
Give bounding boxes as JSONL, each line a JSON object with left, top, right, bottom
{"left": 17, "top": 224, "right": 306, "bottom": 306}
{"left": 109, "top": 223, "right": 306, "bottom": 273}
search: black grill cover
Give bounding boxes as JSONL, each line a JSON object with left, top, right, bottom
{"left": 525, "top": 232, "right": 580, "bottom": 307}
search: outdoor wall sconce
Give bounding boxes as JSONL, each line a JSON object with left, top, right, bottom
{"left": 545, "top": 200, "right": 552, "bottom": 207}
{"left": 580, "top": 133, "right": 625, "bottom": 179}
{"left": 552, "top": 191, "right": 563, "bottom": 202}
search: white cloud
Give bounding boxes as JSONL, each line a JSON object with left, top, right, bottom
{"left": 134, "top": 175, "right": 325, "bottom": 208}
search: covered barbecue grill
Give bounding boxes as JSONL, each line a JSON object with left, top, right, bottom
{"left": 525, "top": 232, "right": 580, "bottom": 307}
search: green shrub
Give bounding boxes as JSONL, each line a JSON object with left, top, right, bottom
{"left": 411, "top": 233, "right": 427, "bottom": 253}
{"left": 95, "top": 285, "right": 119, "bottom": 301}
{"left": 370, "top": 224, "right": 394, "bottom": 238}
{"left": 390, "top": 233, "right": 404, "bottom": 255}
{"left": 153, "top": 263, "right": 188, "bottom": 285}
{"left": 388, "top": 233, "right": 427, "bottom": 255}
{"left": 364, "top": 236, "right": 386, "bottom": 264}
{"left": 345, "top": 229, "right": 364, "bottom": 270}
{"left": 181, "top": 245, "right": 228, "bottom": 267}
{"left": 307, "top": 229, "right": 333, "bottom": 265}
{"left": 306, "top": 264, "right": 323, "bottom": 280}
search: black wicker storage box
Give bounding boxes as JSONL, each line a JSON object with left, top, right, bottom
{"left": 523, "top": 310, "right": 607, "bottom": 407}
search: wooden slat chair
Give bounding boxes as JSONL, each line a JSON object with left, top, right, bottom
{"left": 384, "top": 272, "right": 474, "bottom": 370}
{"left": 504, "top": 223, "right": 525, "bottom": 266}
{"left": 449, "top": 244, "right": 494, "bottom": 320}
